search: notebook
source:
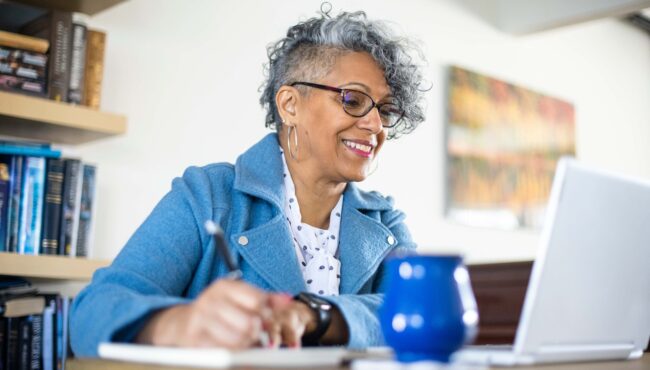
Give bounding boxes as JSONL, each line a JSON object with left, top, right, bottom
{"left": 452, "top": 158, "right": 650, "bottom": 366}
{"left": 98, "top": 342, "right": 391, "bottom": 368}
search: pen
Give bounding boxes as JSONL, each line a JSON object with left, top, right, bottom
{"left": 204, "top": 220, "right": 270, "bottom": 347}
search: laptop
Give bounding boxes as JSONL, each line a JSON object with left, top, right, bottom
{"left": 452, "top": 158, "right": 650, "bottom": 366}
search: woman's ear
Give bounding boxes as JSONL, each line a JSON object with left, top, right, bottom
{"left": 275, "top": 85, "right": 299, "bottom": 124}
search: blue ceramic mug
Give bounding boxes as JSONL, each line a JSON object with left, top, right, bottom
{"left": 379, "top": 254, "right": 479, "bottom": 363}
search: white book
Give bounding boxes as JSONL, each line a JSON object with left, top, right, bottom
{"left": 98, "top": 342, "right": 389, "bottom": 368}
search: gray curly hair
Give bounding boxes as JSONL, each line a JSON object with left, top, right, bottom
{"left": 259, "top": 8, "right": 427, "bottom": 139}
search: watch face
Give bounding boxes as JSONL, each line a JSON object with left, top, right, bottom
{"left": 301, "top": 293, "right": 332, "bottom": 311}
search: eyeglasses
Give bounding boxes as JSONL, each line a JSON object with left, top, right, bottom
{"left": 290, "top": 81, "right": 404, "bottom": 128}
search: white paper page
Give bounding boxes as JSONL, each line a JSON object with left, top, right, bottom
{"left": 98, "top": 342, "right": 352, "bottom": 368}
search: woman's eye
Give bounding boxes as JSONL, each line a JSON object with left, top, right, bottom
{"left": 342, "top": 92, "right": 363, "bottom": 108}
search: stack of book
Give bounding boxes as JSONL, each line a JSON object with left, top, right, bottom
{"left": 0, "top": 8, "right": 107, "bottom": 108}
{"left": 0, "top": 30, "right": 48, "bottom": 96}
{"left": 1, "top": 277, "right": 72, "bottom": 370}
{"left": 0, "top": 140, "right": 97, "bottom": 258}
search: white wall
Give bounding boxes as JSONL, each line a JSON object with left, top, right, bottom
{"left": 77, "top": 0, "right": 650, "bottom": 264}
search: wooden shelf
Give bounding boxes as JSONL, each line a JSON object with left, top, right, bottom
{"left": 9, "top": 0, "right": 128, "bottom": 16}
{"left": 0, "top": 91, "right": 127, "bottom": 144}
{"left": 0, "top": 252, "right": 110, "bottom": 280}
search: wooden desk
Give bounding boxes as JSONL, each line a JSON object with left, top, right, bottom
{"left": 68, "top": 354, "right": 650, "bottom": 370}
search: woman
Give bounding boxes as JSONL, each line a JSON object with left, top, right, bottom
{"left": 70, "top": 8, "right": 425, "bottom": 356}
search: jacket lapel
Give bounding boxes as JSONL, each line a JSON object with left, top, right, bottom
{"left": 231, "top": 133, "right": 397, "bottom": 295}
{"left": 337, "top": 183, "right": 396, "bottom": 294}
{"left": 231, "top": 134, "right": 305, "bottom": 294}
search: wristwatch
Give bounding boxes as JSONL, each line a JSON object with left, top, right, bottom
{"left": 294, "top": 292, "right": 332, "bottom": 346}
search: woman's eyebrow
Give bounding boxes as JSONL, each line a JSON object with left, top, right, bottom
{"left": 339, "top": 82, "right": 394, "bottom": 99}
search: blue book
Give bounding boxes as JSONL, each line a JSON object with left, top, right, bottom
{"left": 0, "top": 155, "right": 12, "bottom": 251}
{"left": 6, "top": 156, "right": 24, "bottom": 252}
{"left": 0, "top": 144, "right": 61, "bottom": 158}
{"left": 17, "top": 156, "right": 46, "bottom": 255}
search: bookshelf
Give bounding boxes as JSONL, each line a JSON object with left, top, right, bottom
{"left": 0, "top": 90, "right": 127, "bottom": 144}
{"left": 9, "top": 0, "right": 128, "bottom": 16}
{"left": 0, "top": 252, "right": 109, "bottom": 280}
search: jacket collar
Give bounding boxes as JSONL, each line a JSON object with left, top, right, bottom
{"left": 234, "top": 133, "right": 393, "bottom": 212}
{"left": 232, "top": 133, "right": 396, "bottom": 294}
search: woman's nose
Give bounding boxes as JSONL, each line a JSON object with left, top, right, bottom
{"left": 358, "top": 107, "right": 384, "bottom": 134}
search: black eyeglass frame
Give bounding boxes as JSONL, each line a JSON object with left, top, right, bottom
{"left": 289, "top": 81, "right": 404, "bottom": 128}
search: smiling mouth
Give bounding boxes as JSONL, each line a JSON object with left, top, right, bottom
{"left": 342, "top": 139, "right": 374, "bottom": 157}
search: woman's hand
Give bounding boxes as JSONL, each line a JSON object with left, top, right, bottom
{"left": 265, "top": 298, "right": 317, "bottom": 348}
{"left": 136, "top": 279, "right": 272, "bottom": 349}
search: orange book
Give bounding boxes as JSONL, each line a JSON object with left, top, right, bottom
{"left": 0, "top": 30, "right": 49, "bottom": 53}
{"left": 82, "top": 29, "right": 106, "bottom": 109}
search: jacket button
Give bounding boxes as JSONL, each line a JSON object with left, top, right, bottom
{"left": 387, "top": 236, "right": 396, "bottom": 245}
{"left": 238, "top": 236, "right": 249, "bottom": 246}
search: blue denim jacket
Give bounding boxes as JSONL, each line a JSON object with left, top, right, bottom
{"left": 70, "top": 133, "right": 416, "bottom": 357}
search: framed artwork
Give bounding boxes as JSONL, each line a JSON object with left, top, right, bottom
{"left": 445, "top": 66, "right": 575, "bottom": 229}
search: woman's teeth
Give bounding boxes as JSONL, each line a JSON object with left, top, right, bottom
{"left": 343, "top": 140, "right": 372, "bottom": 153}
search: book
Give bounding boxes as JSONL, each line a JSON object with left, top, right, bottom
{"left": 29, "top": 315, "right": 42, "bottom": 370}
{"left": 82, "top": 29, "right": 105, "bottom": 109}
{"left": 0, "top": 46, "right": 47, "bottom": 81}
{"left": 67, "top": 13, "right": 88, "bottom": 104}
{"left": 0, "top": 143, "right": 61, "bottom": 158}
{"left": 40, "top": 158, "right": 65, "bottom": 255}
{"left": 0, "top": 47, "right": 48, "bottom": 70}
{"left": 0, "top": 297, "right": 44, "bottom": 318}
{"left": 17, "top": 316, "right": 31, "bottom": 370}
{"left": 0, "top": 74, "right": 46, "bottom": 96}
{"left": 41, "top": 294, "right": 58, "bottom": 370}
{"left": 0, "top": 155, "right": 11, "bottom": 252}
{"left": 17, "top": 157, "right": 46, "bottom": 255}
{"left": 20, "top": 11, "right": 74, "bottom": 102}
{"left": 58, "top": 159, "right": 82, "bottom": 256}
{"left": 6, "top": 156, "right": 24, "bottom": 253}
{"left": 5, "top": 317, "right": 19, "bottom": 370}
{"left": 75, "top": 164, "right": 96, "bottom": 257}
{"left": 98, "top": 343, "right": 352, "bottom": 368}
{"left": 0, "top": 30, "right": 49, "bottom": 54}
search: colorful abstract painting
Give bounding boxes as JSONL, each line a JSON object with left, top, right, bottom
{"left": 446, "top": 66, "right": 575, "bottom": 229}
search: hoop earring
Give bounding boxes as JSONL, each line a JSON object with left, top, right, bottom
{"left": 367, "top": 157, "right": 379, "bottom": 176}
{"left": 287, "top": 125, "right": 299, "bottom": 160}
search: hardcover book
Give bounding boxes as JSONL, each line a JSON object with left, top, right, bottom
{"left": 6, "top": 156, "right": 24, "bottom": 253}
{"left": 41, "top": 158, "right": 65, "bottom": 255}
{"left": 20, "top": 11, "right": 74, "bottom": 102}
{"left": 17, "top": 156, "right": 46, "bottom": 255}
{"left": 0, "top": 155, "right": 11, "bottom": 252}
{"left": 67, "top": 13, "right": 88, "bottom": 104}
{"left": 83, "top": 29, "right": 106, "bottom": 109}
{"left": 58, "top": 159, "right": 82, "bottom": 256}
{"left": 75, "top": 164, "right": 96, "bottom": 257}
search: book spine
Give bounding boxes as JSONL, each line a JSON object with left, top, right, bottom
{"left": 0, "top": 46, "right": 48, "bottom": 70}
{"left": 0, "top": 318, "right": 6, "bottom": 370}
{"left": 75, "top": 164, "right": 96, "bottom": 257}
{"left": 18, "top": 317, "right": 31, "bottom": 370}
{"left": 48, "top": 11, "right": 72, "bottom": 102}
{"left": 67, "top": 13, "right": 88, "bottom": 104}
{"left": 0, "top": 145, "right": 61, "bottom": 159}
{"left": 58, "top": 159, "right": 81, "bottom": 256}
{"left": 0, "top": 30, "right": 49, "bottom": 54}
{"left": 5, "top": 317, "right": 19, "bottom": 370}
{"left": 40, "top": 159, "right": 64, "bottom": 255}
{"left": 6, "top": 156, "right": 24, "bottom": 253}
{"left": 82, "top": 30, "right": 105, "bottom": 109}
{"left": 29, "top": 315, "right": 42, "bottom": 370}
{"left": 0, "top": 75, "right": 47, "bottom": 96}
{"left": 18, "top": 157, "right": 46, "bottom": 255}
{"left": 0, "top": 155, "right": 11, "bottom": 252}
{"left": 41, "top": 295, "right": 57, "bottom": 370}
